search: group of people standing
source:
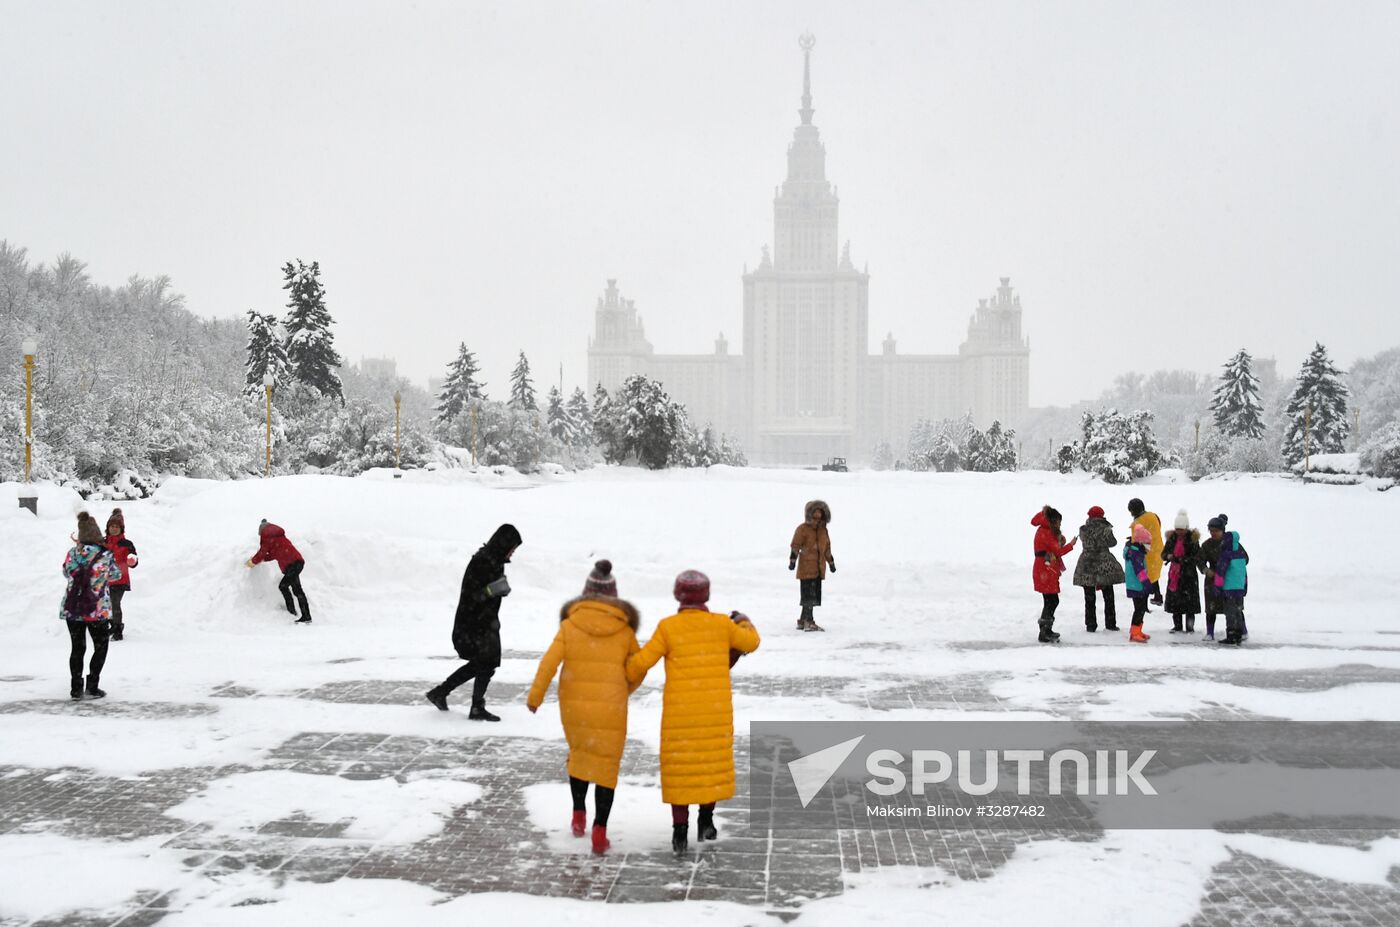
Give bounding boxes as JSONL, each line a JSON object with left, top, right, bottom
{"left": 1033, "top": 497, "right": 1251, "bottom": 645}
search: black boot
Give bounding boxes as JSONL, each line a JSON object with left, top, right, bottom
{"left": 70, "top": 676, "right": 83, "bottom": 700}
{"left": 468, "top": 703, "right": 501, "bottom": 722}
{"left": 1037, "top": 620, "right": 1060, "bottom": 643}
{"left": 424, "top": 688, "right": 449, "bottom": 711}
{"left": 697, "top": 810, "right": 718, "bottom": 842}
{"left": 295, "top": 615, "right": 312, "bottom": 624}
{"left": 85, "top": 674, "right": 106, "bottom": 699}
{"left": 672, "top": 823, "right": 689, "bottom": 855}
{"left": 1185, "top": 616, "right": 1196, "bottom": 633}
{"left": 111, "top": 623, "right": 124, "bottom": 642}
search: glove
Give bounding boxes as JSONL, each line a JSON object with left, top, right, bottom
{"left": 828, "top": 560, "right": 836, "bottom": 573}
{"left": 788, "top": 559, "right": 796, "bottom": 571}
{"left": 245, "top": 559, "right": 255, "bottom": 568}
{"left": 485, "top": 577, "right": 512, "bottom": 598}
{"left": 127, "top": 554, "right": 138, "bottom": 568}
{"left": 1137, "top": 571, "right": 1149, "bottom": 582}
{"left": 527, "top": 704, "right": 538, "bottom": 714}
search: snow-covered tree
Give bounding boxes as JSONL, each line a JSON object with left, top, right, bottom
{"left": 1281, "top": 343, "right": 1350, "bottom": 467}
{"left": 434, "top": 343, "right": 486, "bottom": 426}
{"left": 1210, "top": 349, "right": 1266, "bottom": 439}
{"left": 1360, "top": 421, "right": 1400, "bottom": 480}
{"left": 592, "top": 384, "right": 621, "bottom": 463}
{"left": 1347, "top": 346, "right": 1400, "bottom": 442}
{"left": 243, "top": 310, "right": 290, "bottom": 398}
{"left": 1078, "top": 409, "right": 1162, "bottom": 484}
{"left": 508, "top": 351, "right": 537, "bottom": 411}
{"left": 566, "top": 387, "right": 593, "bottom": 448}
{"left": 545, "top": 386, "right": 569, "bottom": 441}
{"left": 281, "top": 260, "right": 343, "bottom": 403}
{"left": 979, "top": 421, "right": 1019, "bottom": 472}
{"left": 604, "top": 374, "right": 684, "bottom": 469}
{"left": 872, "top": 441, "right": 894, "bottom": 471}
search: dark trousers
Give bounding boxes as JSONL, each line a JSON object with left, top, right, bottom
{"left": 1206, "top": 603, "right": 1245, "bottom": 637}
{"left": 437, "top": 663, "right": 495, "bottom": 706}
{"left": 109, "top": 586, "right": 127, "bottom": 634}
{"left": 279, "top": 561, "right": 311, "bottom": 619}
{"left": 1130, "top": 597, "right": 1148, "bottom": 627}
{"left": 1040, "top": 593, "right": 1059, "bottom": 625}
{"left": 68, "top": 620, "right": 110, "bottom": 681}
{"left": 672, "top": 803, "right": 716, "bottom": 825}
{"left": 1223, "top": 598, "right": 1245, "bottom": 640}
{"left": 1082, "top": 586, "right": 1116, "bottom": 629}
{"left": 570, "top": 776, "right": 616, "bottom": 827}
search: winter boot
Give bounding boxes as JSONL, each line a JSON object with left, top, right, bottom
{"left": 806, "top": 618, "right": 825, "bottom": 632}
{"left": 796, "top": 615, "right": 808, "bottom": 631}
{"left": 1129, "top": 625, "right": 1150, "bottom": 643}
{"left": 85, "top": 674, "right": 106, "bottom": 699}
{"left": 111, "top": 623, "right": 124, "bottom": 642}
{"left": 468, "top": 703, "right": 501, "bottom": 722}
{"left": 697, "top": 809, "right": 718, "bottom": 842}
{"left": 295, "top": 614, "right": 312, "bottom": 624}
{"left": 591, "top": 824, "right": 610, "bottom": 855}
{"left": 1185, "top": 616, "right": 1196, "bottom": 634}
{"left": 571, "top": 810, "right": 587, "bottom": 838}
{"left": 424, "top": 688, "right": 449, "bottom": 711}
{"left": 1170, "top": 615, "right": 1183, "bottom": 633}
{"left": 70, "top": 676, "right": 83, "bottom": 701}
{"left": 672, "top": 823, "right": 689, "bottom": 855}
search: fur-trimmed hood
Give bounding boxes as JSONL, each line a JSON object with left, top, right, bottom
{"left": 805, "top": 499, "right": 832, "bottom": 524}
{"left": 560, "top": 595, "right": 641, "bottom": 635}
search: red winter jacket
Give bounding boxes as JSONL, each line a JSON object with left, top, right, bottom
{"left": 251, "top": 523, "right": 303, "bottom": 571}
{"left": 1031, "top": 511, "right": 1077, "bottom": 594}
{"left": 104, "top": 533, "right": 138, "bottom": 588}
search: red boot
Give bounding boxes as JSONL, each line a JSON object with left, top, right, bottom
{"left": 571, "top": 810, "right": 586, "bottom": 837}
{"left": 1130, "top": 625, "right": 1150, "bottom": 643}
{"left": 591, "top": 824, "right": 610, "bottom": 855}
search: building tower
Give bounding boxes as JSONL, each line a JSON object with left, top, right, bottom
{"left": 958, "top": 276, "right": 1030, "bottom": 426}
{"left": 586, "top": 278, "right": 653, "bottom": 393}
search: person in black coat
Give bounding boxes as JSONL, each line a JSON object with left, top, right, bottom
{"left": 425, "top": 524, "right": 522, "bottom": 721}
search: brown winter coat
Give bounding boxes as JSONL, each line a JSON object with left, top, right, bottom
{"left": 790, "top": 500, "right": 834, "bottom": 580}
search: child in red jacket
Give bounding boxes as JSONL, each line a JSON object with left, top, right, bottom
{"left": 246, "top": 519, "right": 312, "bottom": 623}
{"left": 1031, "top": 506, "right": 1077, "bottom": 643}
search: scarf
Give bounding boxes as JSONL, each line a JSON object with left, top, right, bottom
{"left": 1167, "top": 534, "right": 1186, "bottom": 592}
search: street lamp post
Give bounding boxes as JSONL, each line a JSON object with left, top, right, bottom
{"left": 393, "top": 389, "right": 402, "bottom": 477}
{"left": 19, "top": 339, "right": 37, "bottom": 514}
{"left": 263, "top": 371, "right": 274, "bottom": 477}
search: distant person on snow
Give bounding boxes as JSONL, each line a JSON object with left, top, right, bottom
{"left": 1209, "top": 514, "right": 1250, "bottom": 646}
{"left": 789, "top": 499, "right": 834, "bottom": 631}
{"left": 61, "top": 512, "right": 122, "bottom": 700}
{"left": 527, "top": 559, "right": 642, "bottom": 855}
{"left": 1128, "top": 498, "right": 1165, "bottom": 607}
{"left": 103, "top": 508, "right": 138, "bottom": 641}
{"left": 1123, "top": 522, "right": 1153, "bottom": 642}
{"left": 626, "top": 570, "right": 760, "bottom": 855}
{"left": 1162, "top": 509, "right": 1203, "bottom": 635}
{"left": 1073, "top": 505, "right": 1123, "bottom": 632}
{"left": 425, "top": 523, "right": 523, "bottom": 721}
{"left": 1031, "top": 506, "right": 1077, "bottom": 643}
{"left": 245, "top": 519, "right": 312, "bottom": 624}
{"left": 1200, "top": 514, "right": 1247, "bottom": 642}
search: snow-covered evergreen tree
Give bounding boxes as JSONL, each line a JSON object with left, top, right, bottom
{"left": 1078, "top": 409, "right": 1162, "bottom": 483}
{"left": 566, "top": 387, "right": 593, "bottom": 447}
{"left": 434, "top": 343, "right": 485, "bottom": 426}
{"left": 592, "top": 384, "right": 621, "bottom": 463}
{"left": 545, "top": 386, "right": 569, "bottom": 441}
{"left": 243, "top": 310, "right": 290, "bottom": 398}
{"left": 1210, "top": 349, "right": 1266, "bottom": 439}
{"left": 508, "top": 351, "right": 537, "bottom": 411}
{"left": 281, "top": 260, "right": 343, "bottom": 403}
{"left": 1281, "top": 342, "right": 1350, "bottom": 467}
{"left": 980, "top": 421, "right": 1019, "bottom": 472}
{"left": 872, "top": 441, "right": 894, "bottom": 471}
{"left": 1360, "top": 421, "right": 1400, "bottom": 480}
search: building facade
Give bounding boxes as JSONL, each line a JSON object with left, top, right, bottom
{"left": 587, "top": 36, "right": 1029, "bottom": 466}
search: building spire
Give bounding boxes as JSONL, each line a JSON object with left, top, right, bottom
{"left": 798, "top": 32, "right": 816, "bottom": 125}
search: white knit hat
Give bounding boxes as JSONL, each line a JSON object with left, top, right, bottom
{"left": 1174, "top": 509, "right": 1190, "bottom": 530}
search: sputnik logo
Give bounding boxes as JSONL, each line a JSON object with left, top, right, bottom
{"left": 788, "top": 735, "right": 866, "bottom": 808}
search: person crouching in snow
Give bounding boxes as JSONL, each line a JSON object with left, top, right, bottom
{"left": 1032, "top": 506, "right": 1077, "bottom": 642}
{"left": 1124, "top": 523, "right": 1153, "bottom": 642}
{"left": 246, "top": 519, "right": 311, "bottom": 623}
{"left": 425, "top": 523, "right": 522, "bottom": 720}
{"left": 61, "top": 512, "right": 122, "bottom": 700}
{"left": 526, "top": 559, "right": 641, "bottom": 855}
{"left": 1073, "top": 506, "right": 1123, "bottom": 632}
{"left": 626, "top": 570, "right": 760, "bottom": 855}
{"left": 1163, "top": 510, "right": 1203, "bottom": 634}
{"left": 1210, "top": 515, "right": 1250, "bottom": 646}
{"left": 789, "top": 499, "right": 834, "bottom": 631}
{"left": 103, "top": 508, "right": 138, "bottom": 641}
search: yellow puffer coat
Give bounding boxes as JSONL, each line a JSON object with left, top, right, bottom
{"left": 527, "top": 596, "right": 641, "bottom": 789}
{"left": 1133, "top": 512, "right": 1165, "bottom": 583}
{"left": 626, "top": 609, "right": 761, "bottom": 805}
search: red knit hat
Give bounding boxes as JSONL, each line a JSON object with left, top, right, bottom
{"left": 673, "top": 570, "right": 710, "bottom": 608}
{"left": 583, "top": 559, "right": 617, "bottom": 597}
{"left": 1087, "top": 506, "right": 1104, "bottom": 519}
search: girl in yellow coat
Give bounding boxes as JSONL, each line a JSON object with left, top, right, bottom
{"left": 527, "top": 560, "right": 641, "bottom": 855}
{"left": 626, "top": 569, "right": 761, "bottom": 855}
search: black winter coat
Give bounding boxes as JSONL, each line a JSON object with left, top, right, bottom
{"left": 450, "top": 524, "right": 523, "bottom": 668}
{"left": 1162, "top": 530, "right": 1202, "bottom": 615}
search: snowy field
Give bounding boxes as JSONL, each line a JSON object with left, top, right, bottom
{"left": 2, "top": 466, "right": 1399, "bottom": 925}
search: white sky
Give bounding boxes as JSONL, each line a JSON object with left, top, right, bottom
{"left": 3, "top": 0, "right": 1397, "bottom": 406}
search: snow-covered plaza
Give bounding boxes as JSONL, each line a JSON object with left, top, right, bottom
{"left": 3, "top": 467, "right": 1399, "bottom": 925}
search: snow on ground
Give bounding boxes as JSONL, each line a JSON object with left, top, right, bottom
{"left": 2, "top": 466, "right": 1398, "bottom": 924}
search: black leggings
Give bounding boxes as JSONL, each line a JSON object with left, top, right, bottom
{"left": 1131, "top": 597, "right": 1148, "bottom": 626}
{"left": 672, "top": 803, "right": 716, "bottom": 825}
{"left": 1040, "top": 593, "right": 1059, "bottom": 623}
{"left": 279, "top": 561, "right": 311, "bottom": 619}
{"left": 68, "top": 620, "right": 110, "bottom": 680}
{"left": 109, "top": 586, "right": 127, "bottom": 631}
{"left": 570, "top": 776, "right": 615, "bottom": 826}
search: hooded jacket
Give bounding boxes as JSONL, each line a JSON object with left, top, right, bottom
{"left": 790, "top": 499, "right": 834, "bottom": 581}
{"left": 451, "top": 523, "right": 523, "bottom": 666}
{"left": 250, "top": 523, "right": 303, "bottom": 572}
{"left": 1031, "top": 509, "right": 1077, "bottom": 594}
{"left": 527, "top": 596, "right": 642, "bottom": 789}
{"left": 60, "top": 543, "right": 120, "bottom": 623}
{"left": 1131, "top": 511, "right": 1165, "bottom": 583}
{"left": 103, "top": 532, "right": 138, "bottom": 589}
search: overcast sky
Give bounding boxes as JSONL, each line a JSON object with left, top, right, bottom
{"left": 3, "top": 0, "right": 1397, "bottom": 406}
